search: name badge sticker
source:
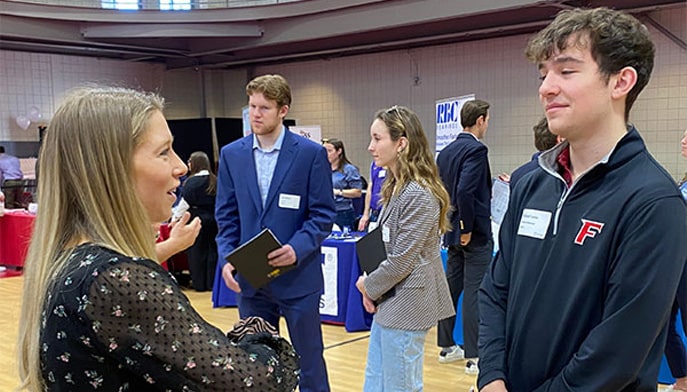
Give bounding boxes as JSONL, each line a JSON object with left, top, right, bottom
{"left": 517, "top": 208, "right": 552, "bottom": 239}
{"left": 382, "top": 225, "right": 390, "bottom": 242}
{"left": 278, "top": 193, "right": 301, "bottom": 210}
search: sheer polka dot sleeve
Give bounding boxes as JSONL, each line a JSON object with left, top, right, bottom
{"left": 85, "top": 256, "right": 299, "bottom": 391}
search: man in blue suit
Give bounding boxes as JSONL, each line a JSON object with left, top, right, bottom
{"left": 435, "top": 99, "right": 493, "bottom": 375}
{"left": 215, "top": 74, "right": 336, "bottom": 392}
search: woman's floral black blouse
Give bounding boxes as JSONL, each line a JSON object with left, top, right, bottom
{"left": 40, "top": 243, "right": 299, "bottom": 391}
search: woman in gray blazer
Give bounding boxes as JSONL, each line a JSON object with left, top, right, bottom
{"left": 356, "top": 106, "right": 455, "bottom": 391}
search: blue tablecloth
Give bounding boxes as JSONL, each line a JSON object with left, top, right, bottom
{"left": 318, "top": 236, "right": 373, "bottom": 331}
{"left": 211, "top": 235, "right": 373, "bottom": 332}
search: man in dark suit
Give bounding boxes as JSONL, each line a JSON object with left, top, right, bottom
{"left": 435, "top": 99, "right": 493, "bottom": 375}
{"left": 215, "top": 74, "right": 336, "bottom": 392}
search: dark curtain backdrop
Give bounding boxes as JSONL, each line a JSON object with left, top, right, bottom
{"left": 168, "top": 117, "right": 297, "bottom": 169}
{"left": 214, "top": 118, "right": 243, "bottom": 150}
{"left": 168, "top": 118, "right": 214, "bottom": 165}
{"left": 214, "top": 118, "right": 297, "bottom": 150}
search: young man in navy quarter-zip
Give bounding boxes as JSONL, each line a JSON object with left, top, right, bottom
{"left": 478, "top": 8, "right": 687, "bottom": 392}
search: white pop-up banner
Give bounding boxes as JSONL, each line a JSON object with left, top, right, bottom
{"left": 241, "top": 106, "right": 252, "bottom": 137}
{"left": 435, "top": 94, "right": 475, "bottom": 152}
{"left": 319, "top": 246, "right": 338, "bottom": 316}
{"left": 290, "top": 125, "right": 322, "bottom": 143}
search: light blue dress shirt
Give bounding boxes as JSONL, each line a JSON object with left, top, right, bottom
{"left": 253, "top": 126, "right": 286, "bottom": 206}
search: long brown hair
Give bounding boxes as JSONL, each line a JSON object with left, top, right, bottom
{"left": 187, "top": 151, "right": 217, "bottom": 195}
{"left": 17, "top": 87, "right": 162, "bottom": 391}
{"left": 322, "top": 138, "right": 354, "bottom": 172}
{"left": 374, "top": 106, "right": 452, "bottom": 234}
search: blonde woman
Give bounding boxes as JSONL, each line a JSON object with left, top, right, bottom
{"left": 16, "top": 87, "right": 299, "bottom": 391}
{"left": 356, "top": 106, "right": 454, "bottom": 391}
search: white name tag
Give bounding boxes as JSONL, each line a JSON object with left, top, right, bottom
{"left": 382, "top": 225, "right": 390, "bottom": 242}
{"left": 517, "top": 208, "right": 552, "bottom": 239}
{"left": 378, "top": 169, "right": 386, "bottom": 178}
{"left": 278, "top": 193, "right": 301, "bottom": 210}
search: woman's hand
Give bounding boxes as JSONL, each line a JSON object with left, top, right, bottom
{"left": 362, "top": 295, "right": 377, "bottom": 313}
{"left": 358, "top": 214, "right": 369, "bottom": 231}
{"left": 355, "top": 275, "right": 367, "bottom": 295}
{"left": 154, "top": 212, "right": 201, "bottom": 262}
{"left": 356, "top": 275, "right": 377, "bottom": 313}
{"left": 167, "top": 212, "right": 201, "bottom": 249}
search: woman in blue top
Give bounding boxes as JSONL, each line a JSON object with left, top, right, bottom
{"left": 323, "top": 138, "right": 362, "bottom": 230}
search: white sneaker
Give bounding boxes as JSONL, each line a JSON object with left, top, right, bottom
{"left": 465, "top": 358, "right": 479, "bottom": 375}
{"left": 438, "top": 345, "right": 465, "bottom": 363}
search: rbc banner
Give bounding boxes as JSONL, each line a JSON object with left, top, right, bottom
{"left": 435, "top": 94, "right": 475, "bottom": 152}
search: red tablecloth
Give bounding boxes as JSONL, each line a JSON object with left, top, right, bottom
{"left": 0, "top": 210, "right": 35, "bottom": 267}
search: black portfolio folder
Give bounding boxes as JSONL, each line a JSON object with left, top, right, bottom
{"left": 355, "top": 226, "right": 395, "bottom": 304}
{"left": 355, "top": 226, "right": 387, "bottom": 274}
{"left": 225, "top": 228, "right": 295, "bottom": 289}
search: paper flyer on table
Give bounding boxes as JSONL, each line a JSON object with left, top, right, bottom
{"left": 491, "top": 179, "right": 510, "bottom": 225}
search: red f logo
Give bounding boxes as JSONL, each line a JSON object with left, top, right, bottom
{"left": 575, "top": 219, "right": 604, "bottom": 245}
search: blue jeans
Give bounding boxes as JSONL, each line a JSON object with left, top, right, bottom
{"left": 364, "top": 321, "right": 428, "bottom": 392}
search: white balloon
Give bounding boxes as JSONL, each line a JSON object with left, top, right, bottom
{"left": 27, "top": 106, "right": 42, "bottom": 122}
{"left": 16, "top": 115, "right": 31, "bottom": 130}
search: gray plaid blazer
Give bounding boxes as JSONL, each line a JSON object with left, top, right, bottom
{"left": 364, "top": 181, "right": 455, "bottom": 330}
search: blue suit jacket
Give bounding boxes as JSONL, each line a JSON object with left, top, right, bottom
{"left": 436, "top": 132, "right": 492, "bottom": 247}
{"left": 215, "top": 129, "right": 336, "bottom": 299}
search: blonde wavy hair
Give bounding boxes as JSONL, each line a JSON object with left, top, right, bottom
{"left": 374, "top": 106, "right": 452, "bottom": 234}
{"left": 16, "top": 87, "right": 163, "bottom": 391}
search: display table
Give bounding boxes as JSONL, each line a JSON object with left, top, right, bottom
{"left": 212, "top": 234, "right": 373, "bottom": 332}
{"left": 318, "top": 236, "right": 373, "bottom": 331}
{"left": 0, "top": 210, "right": 35, "bottom": 268}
